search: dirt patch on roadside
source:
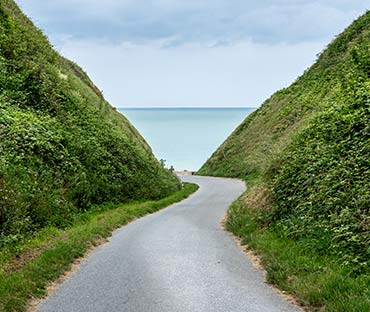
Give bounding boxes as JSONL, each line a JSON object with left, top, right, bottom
{"left": 27, "top": 238, "right": 107, "bottom": 312}
{"left": 3, "top": 233, "right": 70, "bottom": 274}
{"left": 4, "top": 245, "right": 50, "bottom": 273}
{"left": 221, "top": 213, "right": 305, "bottom": 311}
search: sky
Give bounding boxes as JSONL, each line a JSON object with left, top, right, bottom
{"left": 15, "top": 1, "right": 370, "bottom": 108}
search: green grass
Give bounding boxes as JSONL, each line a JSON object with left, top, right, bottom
{"left": 0, "top": 182, "right": 199, "bottom": 312}
{"left": 199, "top": 8, "right": 370, "bottom": 312}
{"left": 227, "top": 197, "right": 370, "bottom": 312}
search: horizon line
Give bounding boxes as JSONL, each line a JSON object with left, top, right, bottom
{"left": 116, "top": 106, "right": 257, "bottom": 109}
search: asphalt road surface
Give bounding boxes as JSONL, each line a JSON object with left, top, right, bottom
{"left": 37, "top": 175, "right": 300, "bottom": 312}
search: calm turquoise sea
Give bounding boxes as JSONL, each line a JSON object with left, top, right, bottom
{"left": 119, "top": 108, "right": 255, "bottom": 171}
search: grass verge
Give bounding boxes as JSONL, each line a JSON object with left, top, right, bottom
{"left": 226, "top": 197, "right": 370, "bottom": 312}
{"left": 0, "top": 182, "right": 199, "bottom": 312}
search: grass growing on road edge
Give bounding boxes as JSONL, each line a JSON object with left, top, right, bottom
{"left": 226, "top": 195, "right": 370, "bottom": 312}
{"left": 0, "top": 182, "right": 199, "bottom": 312}
{"left": 199, "top": 10, "right": 370, "bottom": 312}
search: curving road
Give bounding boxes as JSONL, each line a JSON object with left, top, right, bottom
{"left": 37, "top": 175, "right": 300, "bottom": 312}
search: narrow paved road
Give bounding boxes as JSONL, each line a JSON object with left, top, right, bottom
{"left": 37, "top": 175, "right": 299, "bottom": 312}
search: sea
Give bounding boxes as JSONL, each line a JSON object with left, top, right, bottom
{"left": 118, "top": 108, "right": 255, "bottom": 171}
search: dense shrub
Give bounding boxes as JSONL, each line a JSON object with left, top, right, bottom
{"left": 200, "top": 10, "right": 370, "bottom": 272}
{"left": 0, "top": 0, "right": 181, "bottom": 243}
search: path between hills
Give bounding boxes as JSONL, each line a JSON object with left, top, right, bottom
{"left": 36, "top": 175, "right": 300, "bottom": 312}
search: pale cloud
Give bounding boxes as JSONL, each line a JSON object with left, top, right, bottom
{"left": 59, "top": 38, "right": 324, "bottom": 107}
{"left": 16, "top": 1, "right": 369, "bottom": 44}
{"left": 13, "top": 0, "right": 370, "bottom": 107}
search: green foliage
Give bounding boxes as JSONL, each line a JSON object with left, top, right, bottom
{"left": 272, "top": 50, "right": 370, "bottom": 272}
{"left": 0, "top": 0, "right": 181, "bottom": 244}
{"left": 226, "top": 199, "right": 370, "bottom": 312}
{"left": 0, "top": 182, "right": 198, "bottom": 312}
{"left": 200, "top": 8, "right": 370, "bottom": 310}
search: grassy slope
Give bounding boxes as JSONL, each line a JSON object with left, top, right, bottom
{"left": 199, "top": 10, "right": 370, "bottom": 312}
{"left": 0, "top": 0, "right": 181, "bottom": 243}
{"left": 200, "top": 9, "right": 370, "bottom": 178}
{"left": 0, "top": 183, "right": 199, "bottom": 312}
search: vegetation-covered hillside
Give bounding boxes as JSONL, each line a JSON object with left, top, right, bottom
{"left": 0, "top": 0, "right": 180, "bottom": 242}
{"left": 199, "top": 10, "right": 370, "bottom": 310}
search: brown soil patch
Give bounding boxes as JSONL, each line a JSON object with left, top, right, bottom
{"left": 3, "top": 233, "right": 70, "bottom": 274}
{"left": 242, "top": 185, "right": 273, "bottom": 214}
{"left": 3, "top": 245, "right": 50, "bottom": 273}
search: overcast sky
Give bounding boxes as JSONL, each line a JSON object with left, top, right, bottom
{"left": 15, "top": 1, "right": 369, "bottom": 108}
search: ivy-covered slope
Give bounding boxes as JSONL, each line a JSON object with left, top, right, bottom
{"left": 0, "top": 0, "right": 180, "bottom": 240}
{"left": 199, "top": 11, "right": 370, "bottom": 269}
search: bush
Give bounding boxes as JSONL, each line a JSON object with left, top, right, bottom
{"left": 0, "top": 1, "right": 181, "bottom": 245}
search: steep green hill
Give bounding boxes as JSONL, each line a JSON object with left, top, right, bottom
{"left": 199, "top": 11, "right": 370, "bottom": 272}
{"left": 0, "top": 0, "right": 180, "bottom": 241}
